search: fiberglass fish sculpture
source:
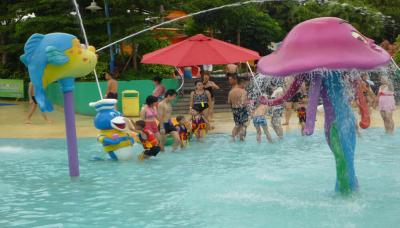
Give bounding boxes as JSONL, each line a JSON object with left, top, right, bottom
{"left": 20, "top": 33, "right": 97, "bottom": 112}
{"left": 257, "top": 17, "right": 391, "bottom": 193}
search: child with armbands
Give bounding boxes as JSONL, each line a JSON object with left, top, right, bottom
{"left": 190, "top": 109, "right": 208, "bottom": 140}
{"left": 175, "top": 115, "right": 191, "bottom": 147}
{"left": 128, "top": 120, "right": 161, "bottom": 160}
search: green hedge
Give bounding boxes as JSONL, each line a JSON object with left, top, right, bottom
{"left": 46, "top": 79, "right": 179, "bottom": 116}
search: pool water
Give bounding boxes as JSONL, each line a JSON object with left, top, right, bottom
{"left": 0, "top": 129, "right": 399, "bottom": 228}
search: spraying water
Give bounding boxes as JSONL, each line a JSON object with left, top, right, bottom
{"left": 96, "top": 0, "right": 286, "bottom": 52}
{"left": 95, "top": 0, "right": 286, "bottom": 93}
{"left": 71, "top": 0, "right": 103, "bottom": 99}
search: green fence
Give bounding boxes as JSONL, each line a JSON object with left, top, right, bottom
{"left": 46, "top": 79, "right": 179, "bottom": 116}
{"left": 0, "top": 79, "right": 24, "bottom": 98}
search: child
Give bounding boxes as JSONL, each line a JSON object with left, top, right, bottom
{"left": 377, "top": 76, "right": 395, "bottom": 134}
{"left": 131, "top": 120, "right": 161, "bottom": 160}
{"left": 191, "top": 110, "right": 208, "bottom": 140}
{"left": 296, "top": 90, "right": 307, "bottom": 136}
{"left": 252, "top": 102, "right": 273, "bottom": 143}
{"left": 175, "top": 115, "right": 191, "bottom": 147}
{"left": 270, "top": 86, "right": 284, "bottom": 139}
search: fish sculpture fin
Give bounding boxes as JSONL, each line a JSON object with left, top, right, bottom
{"left": 28, "top": 67, "right": 53, "bottom": 112}
{"left": 45, "top": 46, "right": 69, "bottom": 65}
{"left": 20, "top": 33, "right": 45, "bottom": 65}
{"left": 34, "top": 86, "right": 54, "bottom": 113}
{"left": 20, "top": 55, "right": 28, "bottom": 66}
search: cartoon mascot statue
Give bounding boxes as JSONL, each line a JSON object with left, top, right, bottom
{"left": 89, "top": 99, "right": 135, "bottom": 161}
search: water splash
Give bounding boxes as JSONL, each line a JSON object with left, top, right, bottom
{"left": 71, "top": 0, "right": 89, "bottom": 46}
{"left": 0, "top": 146, "right": 25, "bottom": 154}
{"left": 96, "top": 0, "right": 288, "bottom": 52}
{"left": 254, "top": 62, "right": 400, "bottom": 104}
{"left": 71, "top": 0, "right": 103, "bottom": 99}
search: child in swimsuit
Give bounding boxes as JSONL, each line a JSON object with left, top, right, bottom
{"left": 252, "top": 103, "right": 273, "bottom": 143}
{"left": 175, "top": 115, "right": 191, "bottom": 147}
{"left": 133, "top": 120, "right": 161, "bottom": 160}
{"left": 377, "top": 76, "right": 395, "bottom": 134}
{"left": 271, "top": 87, "right": 284, "bottom": 139}
{"left": 191, "top": 110, "right": 208, "bottom": 140}
{"left": 296, "top": 93, "right": 307, "bottom": 136}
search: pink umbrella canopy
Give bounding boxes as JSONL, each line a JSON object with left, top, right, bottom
{"left": 257, "top": 17, "right": 391, "bottom": 76}
{"left": 141, "top": 34, "right": 260, "bottom": 67}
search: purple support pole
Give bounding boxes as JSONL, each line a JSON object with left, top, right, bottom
{"left": 60, "top": 78, "right": 79, "bottom": 177}
{"left": 304, "top": 75, "right": 322, "bottom": 135}
{"left": 63, "top": 91, "right": 80, "bottom": 177}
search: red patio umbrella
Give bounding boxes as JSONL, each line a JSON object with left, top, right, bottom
{"left": 141, "top": 34, "right": 260, "bottom": 67}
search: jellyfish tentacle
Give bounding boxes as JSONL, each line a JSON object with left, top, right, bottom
{"left": 259, "top": 74, "right": 305, "bottom": 106}
{"left": 323, "top": 72, "right": 358, "bottom": 193}
{"left": 304, "top": 75, "right": 322, "bottom": 135}
{"left": 320, "top": 85, "right": 335, "bottom": 145}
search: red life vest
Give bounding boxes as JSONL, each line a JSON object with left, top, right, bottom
{"left": 139, "top": 129, "right": 158, "bottom": 149}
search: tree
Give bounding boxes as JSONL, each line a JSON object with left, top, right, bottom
{"left": 185, "top": 2, "right": 283, "bottom": 55}
{"left": 341, "top": 0, "right": 400, "bottom": 42}
{"left": 0, "top": 0, "right": 80, "bottom": 79}
{"left": 0, "top": 0, "right": 170, "bottom": 80}
{"left": 266, "top": 0, "right": 386, "bottom": 41}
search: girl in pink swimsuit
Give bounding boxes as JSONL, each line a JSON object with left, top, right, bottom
{"left": 140, "top": 96, "right": 160, "bottom": 135}
{"left": 377, "top": 76, "right": 395, "bottom": 134}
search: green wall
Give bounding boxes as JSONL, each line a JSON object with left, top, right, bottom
{"left": 46, "top": 79, "right": 179, "bottom": 116}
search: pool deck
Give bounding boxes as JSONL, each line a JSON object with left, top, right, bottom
{"left": 0, "top": 100, "right": 398, "bottom": 138}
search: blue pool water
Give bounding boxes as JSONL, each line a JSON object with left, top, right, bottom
{"left": 0, "top": 129, "right": 399, "bottom": 228}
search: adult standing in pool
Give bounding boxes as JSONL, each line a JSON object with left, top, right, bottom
{"left": 227, "top": 73, "right": 238, "bottom": 88}
{"left": 25, "top": 81, "right": 51, "bottom": 124}
{"left": 158, "top": 89, "right": 181, "bottom": 151}
{"left": 203, "top": 72, "right": 220, "bottom": 126}
{"left": 228, "top": 78, "right": 249, "bottom": 141}
{"left": 190, "top": 80, "right": 212, "bottom": 126}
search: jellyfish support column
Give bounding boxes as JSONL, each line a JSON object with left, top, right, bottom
{"left": 322, "top": 72, "right": 358, "bottom": 193}
{"left": 59, "top": 77, "right": 80, "bottom": 177}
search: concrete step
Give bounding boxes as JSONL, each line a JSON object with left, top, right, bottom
{"left": 174, "top": 76, "right": 232, "bottom": 115}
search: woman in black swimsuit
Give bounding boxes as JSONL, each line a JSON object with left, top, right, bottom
{"left": 189, "top": 81, "right": 212, "bottom": 128}
{"left": 203, "top": 72, "right": 220, "bottom": 125}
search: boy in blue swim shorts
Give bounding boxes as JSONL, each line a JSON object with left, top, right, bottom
{"left": 252, "top": 102, "right": 273, "bottom": 143}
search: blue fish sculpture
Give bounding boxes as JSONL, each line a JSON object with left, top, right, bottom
{"left": 20, "top": 33, "right": 97, "bottom": 112}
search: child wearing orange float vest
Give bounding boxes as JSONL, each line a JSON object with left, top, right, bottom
{"left": 175, "top": 115, "right": 191, "bottom": 147}
{"left": 129, "top": 120, "right": 161, "bottom": 160}
{"left": 191, "top": 110, "right": 208, "bottom": 140}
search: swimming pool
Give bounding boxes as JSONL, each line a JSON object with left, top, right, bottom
{"left": 0, "top": 129, "right": 399, "bottom": 227}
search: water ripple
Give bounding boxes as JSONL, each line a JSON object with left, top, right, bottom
{"left": 0, "top": 130, "right": 399, "bottom": 227}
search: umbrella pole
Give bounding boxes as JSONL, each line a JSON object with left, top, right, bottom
{"left": 175, "top": 67, "right": 185, "bottom": 94}
{"left": 246, "top": 62, "right": 263, "bottom": 96}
